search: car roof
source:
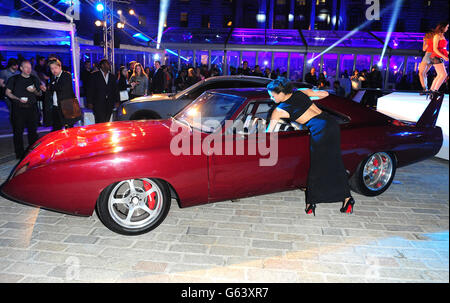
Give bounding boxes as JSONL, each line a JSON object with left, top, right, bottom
{"left": 206, "top": 87, "right": 270, "bottom": 100}
{"left": 204, "top": 75, "right": 270, "bottom": 82}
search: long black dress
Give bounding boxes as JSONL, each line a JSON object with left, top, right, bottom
{"left": 277, "top": 91, "right": 350, "bottom": 204}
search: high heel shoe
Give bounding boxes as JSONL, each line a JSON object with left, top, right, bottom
{"left": 305, "top": 203, "right": 316, "bottom": 216}
{"left": 340, "top": 197, "right": 355, "bottom": 214}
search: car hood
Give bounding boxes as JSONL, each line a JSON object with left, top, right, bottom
{"left": 18, "top": 119, "right": 191, "bottom": 171}
{"left": 129, "top": 94, "right": 174, "bottom": 103}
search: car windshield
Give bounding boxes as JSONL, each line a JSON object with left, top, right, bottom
{"left": 174, "top": 80, "right": 204, "bottom": 99}
{"left": 175, "top": 92, "right": 245, "bottom": 133}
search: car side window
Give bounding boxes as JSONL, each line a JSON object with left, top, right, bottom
{"left": 226, "top": 100, "right": 306, "bottom": 135}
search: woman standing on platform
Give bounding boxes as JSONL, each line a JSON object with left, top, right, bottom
{"left": 429, "top": 22, "right": 449, "bottom": 93}
{"left": 266, "top": 78, "right": 355, "bottom": 216}
{"left": 419, "top": 30, "right": 435, "bottom": 93}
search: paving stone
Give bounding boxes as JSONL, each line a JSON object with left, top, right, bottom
{"left": 0, "top": 158, "right": 447, "bottom": 282}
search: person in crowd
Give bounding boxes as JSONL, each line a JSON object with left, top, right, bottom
{"left": 129, "top": 62, "right": 149, "bottom": 99}
{"left": 186, "top": 68, "right": 199, "bottom": 87}
{"left": 264, "top": 67, "right": 272, "bottom": 78}
{"left": 350, "top": 69, "right": 363, "bottom": 96}
{"left": 34, "top": 56, "right": 50, "bottom": 83}
{"left": 144, "top": 66, "right": 151, "bottom": 78}
{"left": 5, "top": 60, "right": 45, "bottom": 159}
{"left": 80, "top": 60, "right": 92, "bottom": 99}
{"left": 360, "top": 70, "right": 369, "bottom": 88}
{"left": 429, "top": 21, "right": 449, "bottom": 93}
{"left": 253, "top": 65, "right": 264, "bottom": 77}
{"left": 175, "top": 69, "right": 187, "bottom": 91}
{"left": 117, "top": 66, "right": 135, "bottom": 103}
{"left": 396, "top": 75, "right": 411, "bottom": 90}
{"left": 165, "top": 65, "right": 174, "bottom": 93}
{"left": 318, "top": 72, "right": 330, "bottom": 89}
{"left": 210, "top": 66, "right": 220, "bottom": 77}
{"left": 151, "top": 60, "right": 165, "bottom": 94}
{"left": 266, "top": 78, "right": 354, "bottom": 217}
{"left": 339, "top": 72, "right": 352, "bottom": 98}
{"left": 271, "top": 68, "right": 280, "bottom": 79}
{"left": 368, "top": 65, "right": 383, "bottom": 88}
{"left": 305, "top": 67, "right": 318, "bottom": 86}
{"left": 127, "top": 61, "right": 136, "bottom": 79}
{"left": 195, "top": 67, "right": 204, "bottom": 81}
{"left": 0, "top": 58, "right": 20, "bottom": 110}
{"left": 43, "top": 58, "right": 77, "bottom": 131}
{"left": 87, "top": 58, "right": 119, "bottom": 123}
{"left": 418, "top": 30, "right": 435, "bottom": 93}
{"left": 333, "top": 80, "right": 345, "bottom": 97}
{"left": 238, "top": 61, "right": 252, "bottom": 76}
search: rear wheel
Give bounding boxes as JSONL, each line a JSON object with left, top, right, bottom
{"left": 95, "top": 178, "right": 171, "bottom": 235}
{"left": 349, "top": 152, "right": 396, "bottom": 196}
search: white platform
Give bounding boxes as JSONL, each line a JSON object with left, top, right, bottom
{"left": 377, "top": 92, "right": 449, "bottom": 161}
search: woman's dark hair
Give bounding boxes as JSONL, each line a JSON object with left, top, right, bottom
{"left": 118, "top": 66, "right": 127, "bottom": 80}
{"left": 6, "top": 58, "right": 18, "bottom": 68}
{"left": 434, "top": 21, "right": 449, "bottom": 34}
{"left": 266, "top": 77, "right": 294, "bottom": 94}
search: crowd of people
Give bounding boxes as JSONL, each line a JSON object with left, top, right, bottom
{"left": 0, "top": 35, "right": 448, "bottom": 159}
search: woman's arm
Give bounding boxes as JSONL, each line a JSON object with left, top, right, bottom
{"left": 423, "top": 39, "right": 428, "bottom": 52}
{"left": 302, "top": 89, "right": 329, "bottom": 99}
{"left": 433, "top": 34, "right": 448, "bottom": 60}
{"left": 266, "top": 108, "right": 290, "bottom": 132}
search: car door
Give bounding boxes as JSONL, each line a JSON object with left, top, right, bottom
{"left": 207, "top": 100, "right": 311, "bottom": 202}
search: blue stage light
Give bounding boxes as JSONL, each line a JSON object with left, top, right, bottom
{"left": 133, "top": 33, "right": 150, "bottom": 42}
{"left": 96, "top": 3, "right": 104, "bottom": 12}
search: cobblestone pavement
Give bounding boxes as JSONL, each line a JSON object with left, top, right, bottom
{"left": 0, "top": 158, "right": 448, "bottom": 283}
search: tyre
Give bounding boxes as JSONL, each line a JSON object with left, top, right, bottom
{"left": 95, "top": 178, "right": 171, "bottom": 235}
{"left": 349, "top": 152, "right": 397, "bottom": 196}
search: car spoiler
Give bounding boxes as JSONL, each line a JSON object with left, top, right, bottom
{"left": 416, "top": 92, "right": 444, "bottom": 128}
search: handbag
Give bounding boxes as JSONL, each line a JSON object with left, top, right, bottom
{"left": 60, "top": 97, "right": 82, "bottom": 121}
{"left": 120, "top": 90, "right": 129, "bottom": 101}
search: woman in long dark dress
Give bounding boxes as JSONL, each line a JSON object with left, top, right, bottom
{"left": 266, "top": 78, "right": 355, "bottom": 216}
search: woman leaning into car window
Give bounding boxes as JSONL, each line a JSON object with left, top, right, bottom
{"left": 266, "top": 78, "right": 355, "bottom": 216}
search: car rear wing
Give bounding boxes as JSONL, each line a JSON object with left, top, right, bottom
{"left": 416, "top": 92, "right": 444, "bottom": 128}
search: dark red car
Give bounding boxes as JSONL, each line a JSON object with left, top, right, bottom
{"left": 0, "top": 89, "right": 443, "bottom": 235}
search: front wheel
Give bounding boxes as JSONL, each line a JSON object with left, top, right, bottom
{"left": 96, "top": 178, "right": 171, "bottom": 235}
{"left": 349, "top": 152, "right": 397, "bottom": 196}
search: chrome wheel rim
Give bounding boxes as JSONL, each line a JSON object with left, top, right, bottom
{"left": 363, "top": 152, "right": 393, "bottom": 191}
{"left": 108, "top": 178, "right": 163, "bottom": 229}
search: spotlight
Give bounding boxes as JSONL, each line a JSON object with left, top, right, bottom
{"left": 96, "top": 3, "right": 104, "bottom": 12}
{"left": 153, "top": 54, "right": 160, "bottom": 60}
{"left": 256, "top": 14, "right": 266, "bottom": 23}
{"left": 95, "top": 20, "right": 103, "bottom": 27}
{"left": 263, "top": 60, "right": 268, "bottom": 66}
{"left": 129, "top": 9, "right": 135, "bottom": 15}
{"left": 117, "top": 9, "right": 122, "bottom": 15}
{"left": 117, "top": 22, "right": 125, "bottom": 29}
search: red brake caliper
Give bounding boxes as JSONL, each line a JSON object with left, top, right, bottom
{"left": 143, "top": 181, "right": 157, "bottom": 210}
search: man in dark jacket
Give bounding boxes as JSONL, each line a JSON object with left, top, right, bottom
{"left": 44, "top": 58, "right": 77, "bottom": 131}
{"left": 305, "top": 67, "right": 318, "bottom": 86}
{"left": 87, "top": 59, "right": 119, "bottom": 123}
{"left": 151, "top": 60, "right": 165, "bottom": 94}
{"left": 5, "top": 60, "right": 44, "bottom": 158}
